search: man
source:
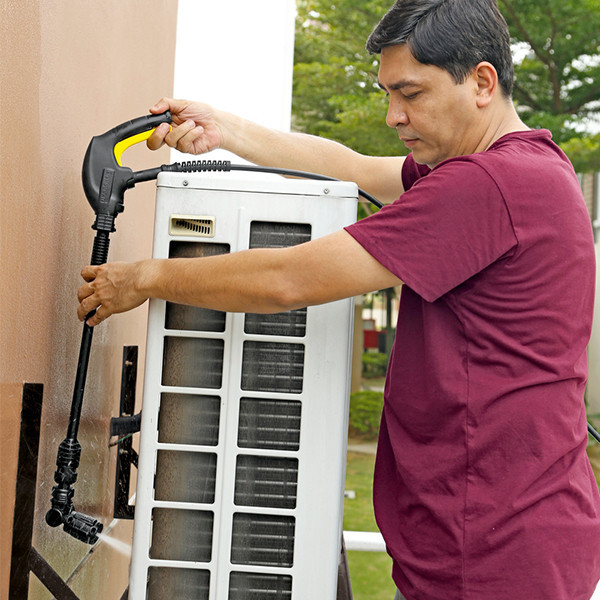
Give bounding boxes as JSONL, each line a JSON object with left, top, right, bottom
{"left": 77, "top": 0, "right": 600, "bottom": 598}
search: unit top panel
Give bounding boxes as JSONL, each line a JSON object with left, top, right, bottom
{"left": 157, "top": 172, "right": 358, "bottom": 199}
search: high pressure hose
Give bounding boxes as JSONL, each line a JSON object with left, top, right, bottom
{"left": 131, "top": 159, "right": 384, "bottom": 209}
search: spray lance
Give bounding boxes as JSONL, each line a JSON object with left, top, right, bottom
{"left": 45, "top": 112, "right": 174, "bottom": 544}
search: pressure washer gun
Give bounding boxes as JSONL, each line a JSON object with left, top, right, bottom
{"left": 43, "top": 111, "right": 267, "bottom": 545}
{"left": 43, "top": 109, "right": 393, "bottom": 545}
{"left": 45, "top": 111, "right": 173, "bottom": 544}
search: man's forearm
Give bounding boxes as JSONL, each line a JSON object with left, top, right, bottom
{"left": 78, "top": 230, "right": 403, "bottom": 327}
{"left": 137, "top": 247, "right": 301, "bottom": 315}
{"left": 216, "top": 109, "right": 405, "bottom": 204}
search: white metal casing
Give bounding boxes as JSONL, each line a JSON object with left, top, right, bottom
{"left": 129, "top": 172, "right": 358, "bottom": 600}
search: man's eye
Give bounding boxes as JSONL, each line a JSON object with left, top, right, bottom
{"left": 403, "top": 91, "right": 421, "bottom": 100}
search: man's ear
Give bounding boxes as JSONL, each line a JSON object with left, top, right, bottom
{"left": 473, "top": 61, "right": 498, "bottom": 108}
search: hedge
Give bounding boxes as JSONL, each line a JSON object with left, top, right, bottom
{"left": 349, "top": 390, "right": 384, "bottom": 439}
{"left": 362, "top": 351, "right": 389, "bottom": 379}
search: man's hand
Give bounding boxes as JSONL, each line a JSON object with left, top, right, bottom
{"left": 77, "top": 262, "right": 149, "bottom": 327}
{"left": 147, "top": 98, "right": 224, "bottom": 155}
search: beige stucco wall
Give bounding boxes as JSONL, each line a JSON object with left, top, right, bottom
{"left": 0, "top": 2, "right": 177, "bottom": 598}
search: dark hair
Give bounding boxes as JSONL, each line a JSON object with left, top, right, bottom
{"left": 366, "top": 0, "right": 514, "bottom": 98}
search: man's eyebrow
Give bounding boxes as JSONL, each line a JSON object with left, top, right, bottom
{"left": 377, "top": 79, "right": 422, "bottom": 91}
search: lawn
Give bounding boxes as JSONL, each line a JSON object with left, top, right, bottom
{"left": 343, "top": 449, "right": 397, "bottom": 600}
{"left": 588, "top": 441, "right": 600, "bottom": 489}
{"left": 587, "top": 413, "right": 600, "bottom": 489}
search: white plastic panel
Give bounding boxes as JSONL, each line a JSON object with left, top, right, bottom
{"left": 129, "top": 173, "right": 357, "bottom": 600}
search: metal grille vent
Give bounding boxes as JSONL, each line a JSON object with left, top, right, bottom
{"left": 158, "top": 394, "right": 220, "bottom": 446}
{"left": 241, "top": 342, "right": 304, "bottom": 393}
{"left": 166, "top": 242, "right": 229, "bottom": 332}
{"left": 162, "top": 337, "right": 224, "bottom": 389}
{"left": 229, "top": 572, "right": 292, "bottom": 600}
{"left": 231, "top": 513, "right": 295, "bottom": 567}
{"left": 244, "top": 309, "right": 307, "bottom": 337}
{"left": 166, "top": 305, "right": 226, "bottom": 333}
{"left": 234, "top": 455, "right": 298, "bottom": 509}
{"left": 237, "top": 398, "right": 301, "bottom": 451}
{"left": 147, "top": 567, "right": 210, "bottom": 600}
{"left": 230, "top": 221, "right": 309, "bottom": 591}
{"left": 248, "top": 221, "right": 311, "bottom": 249}
{"left": 170, "top": 215, "right": 215, "bottom": 238}
{"left": 150, "top": 508, "right": 214, "bottom": 562}
{"left": 244, "top": 221, "right": 311, "bottom": 337}
{"left": 155, "top": 451, "right": 217, "bottom": 504}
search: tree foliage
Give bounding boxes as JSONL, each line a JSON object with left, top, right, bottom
{"left": 561, "top": 134, "right": 600, "bottom": 174}
{"left": 293, "top": 0, "right": 402, "bottom": 157}
{"left": 293, "top": 0, "right": 600, "bottom": 171}
{"left": 499, "top": 0, "right": 600, "bottom": 156}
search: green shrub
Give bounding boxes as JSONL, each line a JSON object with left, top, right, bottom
{"left": 362, "top": 351, "right": 388, "bottom": 378}
{"left": 349, "top": 390, "right": 384, "bottom": 439}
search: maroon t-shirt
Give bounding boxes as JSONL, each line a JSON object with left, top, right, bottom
{"left": 346, "top": 130, "right": 600, "bottom": 599}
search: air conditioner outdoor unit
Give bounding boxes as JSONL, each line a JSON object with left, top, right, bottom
{"left": 128, "top": 172, "right": 358, "bottom": 599}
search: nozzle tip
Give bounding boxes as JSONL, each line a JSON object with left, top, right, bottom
{"left": 64, "top": 511, "right": 104, "bottom": 545}
{"left": 45, "top": 508, "right": 64, "bottom": 527}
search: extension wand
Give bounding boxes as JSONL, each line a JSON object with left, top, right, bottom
{"left": 45, "top": 111, "right": 173, "bottom": 544}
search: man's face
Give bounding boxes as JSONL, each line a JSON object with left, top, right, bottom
{"left": 378, "top": 44, "right": 480, "bottom": 168}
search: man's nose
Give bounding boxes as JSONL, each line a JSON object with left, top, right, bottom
{"left": 386, "top": 101, "right": 409, "bottom": 128}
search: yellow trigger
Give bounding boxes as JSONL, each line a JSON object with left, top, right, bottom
{"left": 113, "top": 126, "right": 171, "bottom": 166}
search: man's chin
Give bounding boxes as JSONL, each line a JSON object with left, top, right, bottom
{"left": 410, "top": 150, "right": 438, "bottom": 170}
{"left": 411, "top": 152, "right": 429, "bottom": 167}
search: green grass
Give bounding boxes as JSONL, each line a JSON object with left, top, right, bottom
{"left": 588, "top": 442, "right": 600, "bottom": 490}
{"left": 587, "top": 414, "right": 600, "bottom": 490}
{"left": 344, "top": 450, "right": 397, "bottom": 600}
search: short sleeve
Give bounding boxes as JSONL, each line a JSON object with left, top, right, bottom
{"left": 402, "top": 153, "right": 431, "bottom": 190}
{"left": 345, "top": 158, "right": 517, "bottom": 302}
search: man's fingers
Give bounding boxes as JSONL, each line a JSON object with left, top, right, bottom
{"left": 86, "top": 305, "right": 110, "bottom": 327}
{"left": 81, "top": 265, "right": 98, "bottom": 282}
{"left": 77, "top": 292, "right": 100, "bottom": 322}
{"left": 149, "top": 98, "right": 171, "bottom": 114}
{"left": 165, "top": 120, "right": 196, "bottom": 145}
{"left": 147, "top": 122, "right": 170, "bottom": 150}
{"left": 176, "top": 127, "right": 206, "bottom": 154}
{"left": 76, "top": 260, "right": 146, "bottom": 326}
{"left": 77, "top": 294, "right": 112, "bottom": 326}
{"left": 148, "top": 97, "right": 194, "bottom": 150}
{"left": 149, "top": 120, "right": 205, "bottom": 154}
{"left": 77, "top": 282, "right": 93, "bottom": 303}
{"left": 149, "top": 97, "right": 188, "bottom": 120}
{"left": 148, "top": 120, "right": 199, "bottom": 152}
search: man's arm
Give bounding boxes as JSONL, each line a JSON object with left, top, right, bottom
{"left": 147, "top": 98, "right": 406, "bottom": 205}
{"left": 77, "top": 230, "right": 403, "bottom": 326}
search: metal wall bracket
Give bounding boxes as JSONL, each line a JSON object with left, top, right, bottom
{"left": 112, "top": 346, "right": 139, "bottom": 520}
{"left": 9, "top": 383, "right": 90, "bottom": 599}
